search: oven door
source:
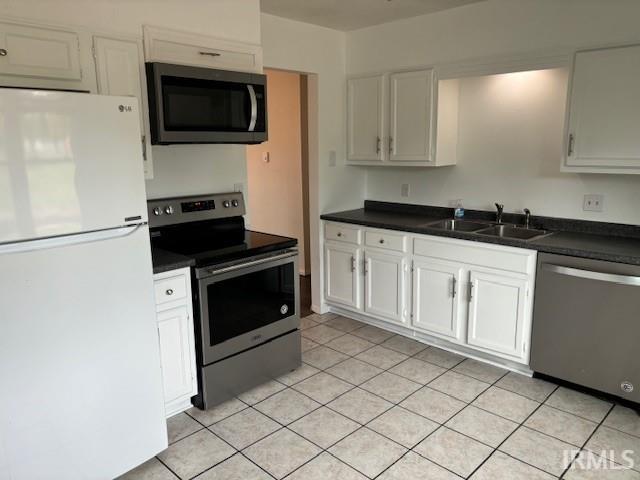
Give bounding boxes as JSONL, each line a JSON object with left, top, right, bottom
{"left": 146, "top": 62, "right": 267, "bottom": 144}
{"left": 197, "top": 250, "right": 299, "bottom": 365}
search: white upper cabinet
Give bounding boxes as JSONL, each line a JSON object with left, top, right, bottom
{"left": 0, "top": 21, "right": 81, "bottom": 80}
{"left": 563, "top": 44, "right": 640, "bottom": 174}
{"left": 347, "top": 68, "right": 453, "bottom": 167}
{"left": 347, "top": 74, "right": 385, "bottom": 163}
{"left": 389, "top": 69, "right": 435, "bottom": 163}
{"left": 0, "top": 20, "right": 97, "bottom": 92}
{"left": 93, "top": 35, "right": 154, "bottom": 179}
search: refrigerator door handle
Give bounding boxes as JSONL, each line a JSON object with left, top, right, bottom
{"left": 0, "top": 224, "right": 144, "bottom": 255}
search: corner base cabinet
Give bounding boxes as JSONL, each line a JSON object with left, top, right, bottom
{"left": 154, "top": 267, "right": 197, "bottom": 418}
{"left": 323, "top": 221, "right": 536, "bottom": 367}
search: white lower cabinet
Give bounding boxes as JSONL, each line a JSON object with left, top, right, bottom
{"left": 324, "top": 221, "right": 536, "bottom": 367}
{"left": 364, "top": 250, "right": 407, "bottom": 324}
{"left": 467, "top": 270, "right": 530, "bottom": 359}
{"left": 324, "top": 243, "right": 361, "bottom": 309}
{"left": 154, "top": 267, "right": 197, "bottom": 418}
{"left": 412, "top": 258, "right": 464, "bottom": 342}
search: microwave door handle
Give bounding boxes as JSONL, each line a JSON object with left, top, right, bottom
{"left": 247, "top": 84, "right": 257, "bottom": 132}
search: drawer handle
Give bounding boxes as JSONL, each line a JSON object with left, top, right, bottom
{"left": 166, "top": 288, "right": 174, "bottom": 296}
{"left": 337, "top": 232, "right": 342, "bottom": 237}
{"left": 379, "top": 239, "right": 385, "bottom": 244}
{"left": 199, "top": 51, "right": 221, "bottom": 57}
{"left": 0, "top": 49, "right": 7, "bottom": 57}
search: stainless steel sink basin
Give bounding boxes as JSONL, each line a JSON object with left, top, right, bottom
{"left": 476, "top": 224, "right": 549, "bottom": 241}
{"left": 424, "top": 219, "right": 494, "bottom": 232}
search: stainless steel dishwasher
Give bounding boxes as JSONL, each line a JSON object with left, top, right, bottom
{"left": 530, "top": 252, "right": 640, "bottom": 403}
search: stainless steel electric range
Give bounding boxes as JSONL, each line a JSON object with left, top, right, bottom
{"left": 148, "top": 192, "right": 301, "bottom": 409}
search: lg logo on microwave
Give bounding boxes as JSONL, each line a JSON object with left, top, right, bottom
{"left": 118, "top": 104, "right": 133, "bottom": 112}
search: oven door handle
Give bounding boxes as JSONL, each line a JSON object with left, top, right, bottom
{"left": 204, "top": 250, "right": 297, "bottom": 276}
{"left": 247, "top": 85, "right": 257, "bottom": 132}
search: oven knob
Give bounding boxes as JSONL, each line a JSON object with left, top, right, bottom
{"left": 152, "top": 207, "right": 163, "bottom": 216}
{"left": 164, "top": 205, "right": 174, "bottom": 215}
{"left": 223, "top": 200, "right": 231, "bottom": 208}
{"left": 231, "top": 199, "right": 239, "bottom": 207}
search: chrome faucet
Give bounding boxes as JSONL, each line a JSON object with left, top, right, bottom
{"left": 495, "top": 203, "right": 504, "bottom": 224}
{"left": 523, "top": 208, "right": 531, "bottom": 229}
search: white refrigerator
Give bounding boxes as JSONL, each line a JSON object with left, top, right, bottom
{"left": 0, "top": 89, "right": 167, "bottom": 479}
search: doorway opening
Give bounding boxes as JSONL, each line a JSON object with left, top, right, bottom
{"left": 246, "top": 68, "right": 313, "bottom": 317}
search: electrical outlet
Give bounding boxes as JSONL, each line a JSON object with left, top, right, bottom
{"left": 262, "top": 152, "right": 270, "bottom": 163}
{"left": 401, "top": 184, "right": 410, "bottom": 197}
{"left": 583, "top": 194, "right": 604, "bottom": 212}
{"left": 233, "top": 183, "right": 244, "bottom": 193}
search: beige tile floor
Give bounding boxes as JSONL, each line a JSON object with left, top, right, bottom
{"left": 120, "top": 313, "right": 640, "bottom": 480}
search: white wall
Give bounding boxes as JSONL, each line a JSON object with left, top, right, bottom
{"left": 261, "top": 13, "right": 366, "bottom": 310}
{"left": 348, "top": 0, "right": 640, "bottom": 224}
{"left": 0, "top": 0, "right": 261, "bottom": 200}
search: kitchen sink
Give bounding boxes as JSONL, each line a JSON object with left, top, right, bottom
{"left": 424, "top": 219, "right": 493, "bottom": 232}
{"left": 476, "top": 224, "right": 549, "bottom": 241}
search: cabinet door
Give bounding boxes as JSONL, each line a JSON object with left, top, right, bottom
{"left": 93, "top": 36, "right": 154, "bottom": 179}
{"left": 347, "top": 75, "right": 385, "bottom": 162}
{"left": 412, "top": 259, "right": 464, "bottom": 342}
{"left": 157, "top": 305, "right": 197, "bottom": 415}
{"left": 364, "top": 250, "right": 406, "bottom": 323}
{"left": 565, "top": 44, "right": 640, "bottom": 173}
{"left": 325, "top": 244, "right": 361, "bottom": 310}
{"left": 467, "top": 270, "right": 529, "bottom": 360}
{"left": 0, "top": 22, "right": 81, "bottom": 80}
{"left": 389, "top": 69, "right": 434, "bottom": 163}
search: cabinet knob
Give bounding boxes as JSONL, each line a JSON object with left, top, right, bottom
{"left": 166, "top": 288, "right": 174, "bottom": 296}
{"left": 337, "top": 232, "right": 342, "bottom": 237}
{"left": 0, "top": 49, "right": 7, "bottom": 57}
{"left": 379, "top": 239, "right": 385, "bottom": 244}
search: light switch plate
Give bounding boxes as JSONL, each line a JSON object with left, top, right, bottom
{"left": 234, "top": 183, "right": 244, "bottom": 193}
{"left": 262, "top": 152, "right": 270, "bottom": 163}
{"left": 401, "top": 184, "right": 410, "bottom": 197}
{"left": 583, "top": 194, "right": 604, "bottom": 212}
{"left": 329, "top": 150, "right": 337, "bottom": 167}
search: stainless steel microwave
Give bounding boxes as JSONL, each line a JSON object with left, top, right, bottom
{"left": 146, "top": 63, "right": 267, "bottom": 144}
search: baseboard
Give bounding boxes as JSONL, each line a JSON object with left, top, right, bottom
{"left": 327, "top": 304, "right": 533, "bottom": 376}
{"left": 311, "top": 303, "right": 329, "bottom": 314}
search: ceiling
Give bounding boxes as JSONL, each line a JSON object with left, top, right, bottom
{"left": 260, "top": 0, "right": 486, "bottom": 31}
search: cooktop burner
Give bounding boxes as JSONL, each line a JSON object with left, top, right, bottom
{"left": 148, "top": 193, "right": 297, "bottom": 268}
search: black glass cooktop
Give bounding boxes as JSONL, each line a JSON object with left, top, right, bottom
{"left": 150, "top": 217, "right": 297, "bottom": 267}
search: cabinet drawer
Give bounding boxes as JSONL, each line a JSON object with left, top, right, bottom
{"left": 365, "top": 230, "right": 406, "bottom": 252}
{"left": 154, "top": 274, "right": 187, "bottom": 305}
{"left": 325, "top": 223, "right": 361, "bottom": 244}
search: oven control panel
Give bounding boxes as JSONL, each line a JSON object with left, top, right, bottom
{"left": 148, "top": 192, "right": 245, "bottom": 228}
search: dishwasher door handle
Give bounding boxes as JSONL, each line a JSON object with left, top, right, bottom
{"left": 543, "top": 264, "right": 640, "bottom": 286}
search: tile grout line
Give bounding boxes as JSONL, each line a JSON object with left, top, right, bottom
{"left": 559, "top": 402, "right": 616, "bottom": 479}
{"left": 465, "top": 384, "right": 561, "bottom": 479}
{"left": 168, "top": 315, "right": 614, "bottom": 480}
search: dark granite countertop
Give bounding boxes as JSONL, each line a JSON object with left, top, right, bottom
{"left": 151, "top": 247, "right": 196, "bottom": 274}
{"left": 321, "top": 201, "right": 640, "bottom": 266}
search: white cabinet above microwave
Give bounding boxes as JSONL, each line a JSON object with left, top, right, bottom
{"left": 143, "top": 25, "right": 263, "bottom": 74}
